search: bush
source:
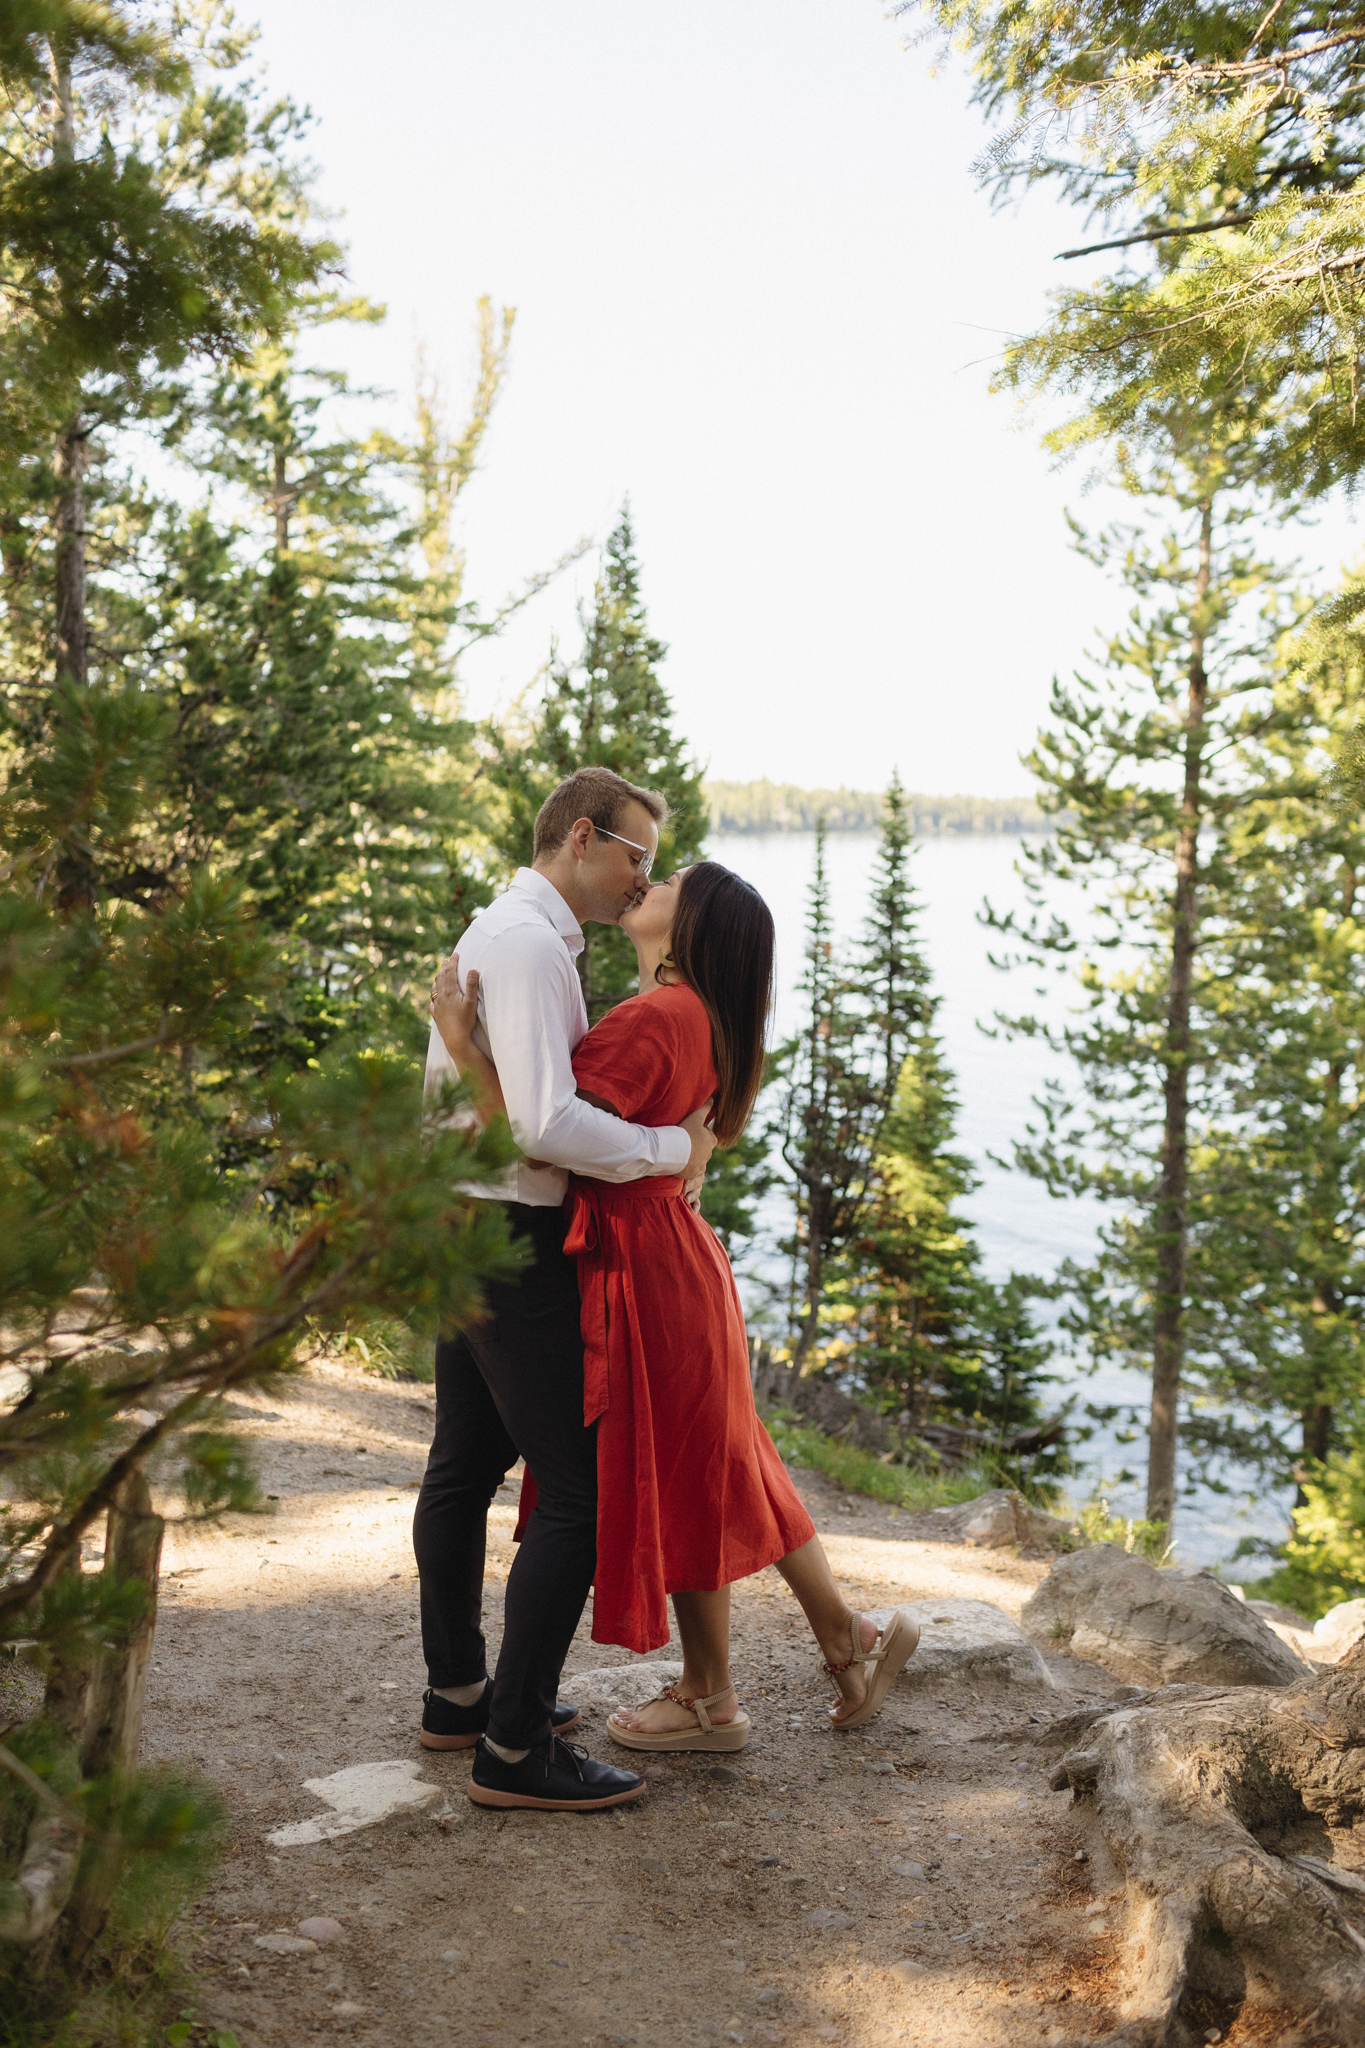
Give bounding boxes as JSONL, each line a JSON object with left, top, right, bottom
{"left": 1076, "top": 1496, "right": 1173, "bottom": 1564}
{"left": 761, "top": 1411, "right": 993, "bottom": 1512}
{"left": 1238, "top": 1445, "right": 1365, "bottom": 1621}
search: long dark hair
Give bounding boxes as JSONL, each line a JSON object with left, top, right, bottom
{"left": 668, "top": 862, "right": 774, "bottom": 1146}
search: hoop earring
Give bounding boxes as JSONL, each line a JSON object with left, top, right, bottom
{"left": 654, "top": 948, "right": 675, "bottom": 987}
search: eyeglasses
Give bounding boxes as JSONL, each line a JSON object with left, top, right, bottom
{"left": 595, "top": 825, "right": 655, "bottom": 878}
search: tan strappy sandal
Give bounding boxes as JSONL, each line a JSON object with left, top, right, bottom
{"left": 607, "top": 1682, "right": 752, "bottom": 1753}
{"left": 823, "top": 1608, "right": 920, "bottom": 1731}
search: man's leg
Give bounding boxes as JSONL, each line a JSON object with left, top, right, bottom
{"left": 460, "top": 1205, "right": 599, "bottom": 1753}
{"left": 413, "top": 1327, "right": 516, "bottom": 1690}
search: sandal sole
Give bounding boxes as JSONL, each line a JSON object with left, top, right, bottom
{"left": 607, "top": 1711, "right": 752, "bottom": 1754}
{"left": 830, "top": 1611, "right": 920, "bottom": 1732}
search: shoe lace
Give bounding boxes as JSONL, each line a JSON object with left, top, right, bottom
{"left": 548, "top": 1736, "right": 589, "bottom": 1781}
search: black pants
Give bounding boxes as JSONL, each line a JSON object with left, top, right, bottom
{"left": 412, "top": 1203, "right": 597, "bottom": 1750}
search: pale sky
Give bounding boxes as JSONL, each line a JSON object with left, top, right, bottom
{"left": 245, "top": 0, "right": 1360, "bottom": 797}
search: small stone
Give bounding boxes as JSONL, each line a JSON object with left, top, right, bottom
{"left": 253, "top": 1933, "right": 317, "bottom": 1956}
{"left": 330, "top": 2003, "right": 366, "bottom": 2018}
{"left": 709, "top": 1765, "right": 742, "bottom": 1783}
{"left": 757, "top": 1988, "right": 780, "bottom": 2005}
{"left": 804, "top": 1908, "right": 857, "bottom": 1931}
{"left": 511, "top": 1903, "right": 526, "bottom": 1915}
{"left": 758, "top": 1856, "right": 779, "bottom": 1868}
{"left": 440, "top": 1947, "right": 466, "bottom": 1964}
{"left": 642, "top": 1856, "right": 666, "bottom": 1874}
{"left": 377, "top": 1681, "right": 401, "bottom": 1691}
{"left": 1074, "top": 1850, "right": 1089, "bottom": 1863}
{"left": 868, "top": 1761, "right": 897, "bottom": 1776}
{"left": 889, "top": 1960, "right": 928, "bottom": 1982}
{"left": 296, "top": 1917, "right": 344, "bottom": 1945}
{"left": 945, "top": 1833, "right": 962, "bottom": 1842}
{"left": 891, "top": 1861, "right": 925, "bottom": 1880}
{"left": 643, "top": 1765, "right": 669, "bottom": 1781}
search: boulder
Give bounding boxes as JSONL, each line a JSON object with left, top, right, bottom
{"left": 562, "top": 1662, "right": 684, "bottom": 1709}
{"left": 1022, "top": 1546, "right": 1307, "bottom": 1687}
{"left": 867, "top": 1597, "right": 1057, "bottom": 1692}
{"left": 914, "top": 1488, "right": 1077, "bottom": 1552}
{"left": 1311, "top": 1597, "right": 1365, "bottom": 1664}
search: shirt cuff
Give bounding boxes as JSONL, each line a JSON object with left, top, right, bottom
{"left": 656, "top": 1125, "right": 691, "bottom": 1175}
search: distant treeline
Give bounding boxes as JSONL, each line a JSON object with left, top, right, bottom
{"left": 704, "top": 779, "right": 1050, "bottom": 835}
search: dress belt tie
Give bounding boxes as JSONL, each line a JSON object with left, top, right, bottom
{"left": 563, "top": 1177, "right": 684, "bottom": 1423}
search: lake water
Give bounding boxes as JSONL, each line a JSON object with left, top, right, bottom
{"left": 708, "top": 830, "right": 1294, "bottom": 1569}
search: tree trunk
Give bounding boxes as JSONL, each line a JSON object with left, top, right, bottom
{"left": 1148, "top": 499, "right": 1212, "bottom": 1529}
{"left": 52, "top": 411, "right": 87, "bottom": 688}
{"left": 1046, "top": 1665, "right": 1365, "bottom": 2046}
{"left": 59, "top": 1471, "right": 164, "bottom": 1971}
{"left": 48, "top": 41, "right": 87, "bottom": 691}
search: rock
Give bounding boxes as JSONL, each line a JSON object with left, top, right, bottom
{"left": 804, "top": 1908, "right": 857, "bottom": 1931}
{"left": 641, "top": 1856, "right": 666, "bottom": 1873}
{"left": 296, "top": 1917, "right": 344, "bottom": 1945}
{"left": 758, "top": 1855, "right": 780, "bottom": 1868}
{"left": 254, "top": 1933, "right": 317, "bottom": 1956}
{"left": 709, "top": 1765, "right": 743, "bottom": 1783}
{"left": 756, "top": 1987, "right": 780, "bottom": 2004}
{"left": 891, "top": 1860, "right": 925, "bottom": 1879}
{"left": 888, "top": 1960, "right": 928, "bottom": 1982}
{"left": 867, "top": 1761, "right": 897, "bottom": 1775}
{"left": 1311, "top": 1598, "right": 1365, "bottom": 1663}
{"left": 916, "top": 1488, "right": 1077, "bottom": 1551}
{"left": 866, "top": 1599, "right": 1058, "bottom": 1692}
{"left": 1021, "top": 1547, "right": 1308, "bottom": 1687}
{"left": 265, "top": 1760, "right": 439, "bottom": 1847}
{"left": 440, "top": 1947, "right": 467, "bottom": 1963}
{"left": 560, "top": 1662, "right": 683, "bottom": 1709}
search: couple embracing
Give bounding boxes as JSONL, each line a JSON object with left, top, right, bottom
{"left": 413, "top": 766, "right": 919, "bottom": 1812}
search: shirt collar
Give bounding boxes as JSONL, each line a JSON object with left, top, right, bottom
{"left": 509, "top": 867, "right": 585, "bottom": 957}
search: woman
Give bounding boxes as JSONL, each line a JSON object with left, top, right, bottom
{"left": 431, "top": 860, "right": 918, "bottom": 1751}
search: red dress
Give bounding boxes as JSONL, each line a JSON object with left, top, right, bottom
{"left": 562, "top": 982, "right": 814, "bottom": 1654}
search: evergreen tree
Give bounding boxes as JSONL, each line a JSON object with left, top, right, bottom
{"left": 488, "top": 504, "right": 707, "bottom": 1015}
{"left": 993, "top": 403, "right": 1303, "bottom": 1529}
{"left": 0, "top": 7, "right": 515, "bottom": 2005}
{"left": 776, "top": 823, "right": 875, "bottom": 1363}
{"left": 917, "top": 0, "right": 1365, "bottom": 495}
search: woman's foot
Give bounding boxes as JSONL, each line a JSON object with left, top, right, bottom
{"left": 820, "top": 1614, "right": 881, "bottom": 1725}
{"left": 607, "top": 1681, "right": 752, "bottom": 1752}
{"left": 610, "top": 1681, "right": 741, "bottom": 1738}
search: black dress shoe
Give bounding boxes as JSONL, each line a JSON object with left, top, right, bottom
{"left": 468, "top": 1733, "right": 647, "bottom": 1811}
{"left": 419, "top": 1685, "right": 581, "bottom": 1752}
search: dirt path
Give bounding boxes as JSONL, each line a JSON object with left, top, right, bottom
{"left": 146, "top": 1358, "right": 1130, "bottom": 2048}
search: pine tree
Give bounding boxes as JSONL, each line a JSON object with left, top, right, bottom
{"left": 487, "top": 504, "right": 707, "bottom": 1015}
{"left": 775, "top": 823, "right": 876, "bottom": 1363}
{"left": 0, "top": 8, "right": 515, "bottom": 2003}
{"left": 993, "top": 402, "right": 1303, "bottom": 1530}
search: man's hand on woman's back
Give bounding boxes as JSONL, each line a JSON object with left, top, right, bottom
{"left": 682, "top": 1100, "right": 717, "bottom": 1185}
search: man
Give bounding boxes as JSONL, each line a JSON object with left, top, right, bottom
{"left": 413, "top": 766, "right": 717, "bottom": 1812}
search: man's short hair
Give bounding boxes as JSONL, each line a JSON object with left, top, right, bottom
{"left": 532, "top": 766, "right": 669, "bottom": 860}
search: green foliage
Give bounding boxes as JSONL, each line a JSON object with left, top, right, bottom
{"left": 0, "top": 3, "right": 530, "bottom": 2015}
{"left": 771, "top": 780, "right": 1058, "bottom": 1454}
{"left": 915, "top": 0, "right": 1365, "bottom": 495}
{"left": 1077, "top": 1498, "right": 1174, "bottom": 1565}
{"left": 486, "top": 504, "right": 706, "bottom": 1016}
{"left": 1245, "top": 1445, "right": 1365, "bottom": 1618}
{"left": 760, "top": 1411, "right": 991, "bottom": 1513}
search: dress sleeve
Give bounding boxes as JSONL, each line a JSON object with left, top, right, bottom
{"left": 571, "top": 998, "right": 684, "bottom": 1124}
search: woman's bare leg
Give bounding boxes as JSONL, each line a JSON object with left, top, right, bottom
{"left": 610, "top": 1587, "right": 742, "bottom": 1734}
{"left": 774, "top": 1535, "right": 880, "bottom": 1725}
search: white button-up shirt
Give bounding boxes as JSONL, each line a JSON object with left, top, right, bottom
{"left": 424, "top": 867, "right": 691, "bottom": 1206}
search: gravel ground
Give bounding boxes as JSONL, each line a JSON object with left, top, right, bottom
{"left": 143, "top": 1358, "right": 1133, "bottom": 2048}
